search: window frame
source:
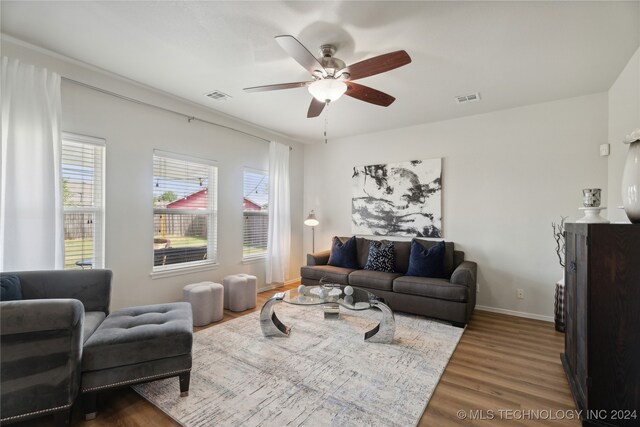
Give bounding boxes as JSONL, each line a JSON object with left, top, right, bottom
{"left": 242, "top": 167, "right": 269, "bottom": 262}
{"left": 61, "top": 131, "right": 106, "bottom": 270}
{"left": 151, "top": 149, "right": 218, "bottom": 275}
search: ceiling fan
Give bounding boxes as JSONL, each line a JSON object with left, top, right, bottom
{"left": 243, "top": 35, "right": 412, "bottom": 118}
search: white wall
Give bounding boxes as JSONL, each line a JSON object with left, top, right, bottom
{"left": 2, "top": 37, "right": 305, "bottom": 310}
{"left": 608, "top": 47, "right": 640, "bottom": 222}
{"left": 303, "top": 93, "right": 608, "bottom": 319}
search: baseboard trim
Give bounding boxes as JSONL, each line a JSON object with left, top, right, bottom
{"left": 476, "top": 305, "right": 554, "bottom": 323}
{"left": 257, "top": 277, "right": 301, "bottom": 294}
{"left": 285, "top": 277, "right": 301, "bottom": 286}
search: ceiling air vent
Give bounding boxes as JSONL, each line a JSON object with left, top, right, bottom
{"left": 204, "top": 90, "right": 232, "bottom": 101}
{"left": 455, "top": 92, "right": 481, "bottom": 104}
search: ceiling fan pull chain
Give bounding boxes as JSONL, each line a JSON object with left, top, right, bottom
{"left": 324, "top": 104, "right": 329, "bottom": 144}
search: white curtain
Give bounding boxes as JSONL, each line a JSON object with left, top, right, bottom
{"left": 1, "top": 57, "right": 63, "bottom": 271}
{"left": 266, "top": 141, "right": 291, "bottom": 285}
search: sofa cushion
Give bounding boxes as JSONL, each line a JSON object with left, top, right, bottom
{"left": 355, "top": 237, "right": 370, "bottom": 268}
{"left": 328, "top": 236, "right": 358, "bottom": 269}
{"left": 407, "top": 240, "right": 446, "bottom": 278}
{"left": 83, "top": 311, "right": 106, "bottom": 344}
{"left": 364, "top": 241, "right": 395, "bottom": 272}
{"left": 300, "top": 265, "right": 355, "bottom": 285}
{"left": 393, "top": 241, "right": 412, "bottom": 273}
{"left": 415, "top": 239, "right": 455, "bottom": 277}
{"left": 393, "top": 276, "right": 468, "bottom": 302}
{"left": 0, "top": 274, "right": 22, "bottom": 301}
{"left": 348, "top": 270, "right": 403, "bottom": 291}
{"left": 82, "top": 302, "right": 192, "bottom": 372}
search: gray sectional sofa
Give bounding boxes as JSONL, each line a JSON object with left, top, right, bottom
{"left": 0, "top": 269, "right": 112, "bottom": 425}
{"left": 1, "top": 269, "right": 193, "bottom": 425}
{"left": 301, "top": 237, "right": 477, "bottom": 327}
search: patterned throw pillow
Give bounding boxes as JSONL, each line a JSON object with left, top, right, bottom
{"left": 364, "top": 241, "right": 395, "bottom": 272}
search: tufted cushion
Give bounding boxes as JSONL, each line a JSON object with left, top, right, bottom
{"left": 364, "top": 241, "right": 395, "bottom": 272}
{"left": 82, "top": 302, "right": 193, "bottom": 372}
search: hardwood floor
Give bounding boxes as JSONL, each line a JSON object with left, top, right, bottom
{"left": 18, "top": 284, "right": 578, "bottom": 426}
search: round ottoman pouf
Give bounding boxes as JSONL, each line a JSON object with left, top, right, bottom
{"left": 223, "top": 274, "right": 258, "bottom": 312}
{"left": 183, "top": 281, "right": 224, "bottom": 326}
{"left": 209, "top": 282, "right": 224, "bottom": 322}
{"left": 184, "top": 284, "right": 213, "bottom": 326}
{"left": 236, "top": 273, "right": 257, "bottom": 310}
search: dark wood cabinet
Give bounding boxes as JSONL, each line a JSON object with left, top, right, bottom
{"left": 562, "top": 223, "right": 640, "bottom": 426}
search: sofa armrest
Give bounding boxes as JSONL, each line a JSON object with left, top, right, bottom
{"left": 306, "top": 250, "right": 331, "bottom": 266}
{"left": 450, "top": 261, "right": 477, "bottom": 288}
{"left": 1, "top": 299, "right": 84, "bottom": 421}
{"left": 11, "top": 270, "right": 112, "bottom": 315}
{"left": 1, "top": 299, "right": 84, "bottom": 335}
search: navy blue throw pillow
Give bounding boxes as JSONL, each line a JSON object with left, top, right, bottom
{"left": 406, "top": 240, "right": 446, "bottom": 278}
{"left": 364, "top": 241, "right": 395, "bottom": 273}
{"left": 0, "top": 274, "right": 23, "bottom": 301}
{"left": 328, "top": 236, "right": 359, "bottom": 269}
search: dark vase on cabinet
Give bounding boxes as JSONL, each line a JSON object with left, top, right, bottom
{"left": 562, "top": 223, "right": 640, "bottom": 427}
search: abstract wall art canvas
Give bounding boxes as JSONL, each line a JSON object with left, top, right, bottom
{"left": 352, "top": 158, "right": 442, "bottom": 237}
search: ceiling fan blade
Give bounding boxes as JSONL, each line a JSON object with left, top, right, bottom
{"left": 275, "top": 35, "right": 326, "bottom": 76}
{"left": 307, "top": 98, "right": 326, "bottom": 118}
{"left": 345, "top": 82, "right": 396, "bottom": 107}
{"left": 243, "top": 81, "right": 313, "bottom": 93}
{"left": 341, "top": 50, "right": 411, "bottom": 81}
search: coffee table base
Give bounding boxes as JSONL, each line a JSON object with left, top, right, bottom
{"left": 324, "top": 303, "right": 340, "bottom": 319}
{"left": 260, "top": 293, "right": 290, "bottom": 337}
{"left": 260, "top": 293, "right": 395, "bottom": 344}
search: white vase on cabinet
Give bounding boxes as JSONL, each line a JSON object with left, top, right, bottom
{"left": 622, "top": 129, "right": 640, "bottom": 223}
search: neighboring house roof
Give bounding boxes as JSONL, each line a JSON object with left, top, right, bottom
{"left": 166, "top": 189, "right": 207, "bottom": 209}
{"left": 243, "top": 198, "right": 262, "bottom": 210}
{"left": 164, "top": 189, "right": 266, "bottom": 211}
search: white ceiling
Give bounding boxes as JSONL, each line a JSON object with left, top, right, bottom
{"left": 2, "top": 1, "right": 639, "bottom": 143}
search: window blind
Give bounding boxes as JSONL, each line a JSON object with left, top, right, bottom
{"left": 153, "top": 151, "right": 217, "bottom": 270}
{"left": 242, "top": 168, "right": 269, "bottom": 259}
{"left": 62, "top": 134, "right": 105, "bottom": 270}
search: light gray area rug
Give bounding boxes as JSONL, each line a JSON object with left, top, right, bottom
{"left": 133, "top": 303, "right": 464, "bottom": 427}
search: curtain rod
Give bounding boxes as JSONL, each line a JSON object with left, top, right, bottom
{"left": 62, "top": 77, "right": 292, "bottom": 149}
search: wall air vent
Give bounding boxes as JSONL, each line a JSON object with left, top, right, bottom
{"left": 455, "top": 92, "right": 481, "bottom": 104}
{"left": 204, "top": 90, "right": 232, "bottom": 101}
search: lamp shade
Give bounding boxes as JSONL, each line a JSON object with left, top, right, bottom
{"left": 308, "top": 79, "right": 347, "bottom": 103}
{"left": 304, "top": 210, "right": 319, "bottom": 227}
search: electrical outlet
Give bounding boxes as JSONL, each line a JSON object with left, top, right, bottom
{"left": 600, "top": 143, "right": 610, "bottom": 156}
{"left": 517, "top": 289, "right": 524, "bottom": 299}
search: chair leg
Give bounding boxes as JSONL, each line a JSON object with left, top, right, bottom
{"left": 179, "top": 371, "right": 191, "bottom": 397}
{"left": 53, "top": 409, "right": 71, "bottom": 427}
{"left": 83, "top": 392, "right": 98, "bottom": 420}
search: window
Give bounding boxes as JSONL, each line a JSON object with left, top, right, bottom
{"left": 242, "top": 168, "right": 269, "bottom": 260}
{"left": 153, "top": 150, "right": 217, "bottom": 271}
{"left": 62, "top": 132, "right": 105, "bottom": 270}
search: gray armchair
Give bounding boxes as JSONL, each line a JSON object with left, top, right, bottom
{"left": 0, "top": 269, "right": 112, "bottom": 426}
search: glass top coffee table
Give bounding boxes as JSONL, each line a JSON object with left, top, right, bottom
{"left": 260, "top": 284, "right": 395, "bottom": 344}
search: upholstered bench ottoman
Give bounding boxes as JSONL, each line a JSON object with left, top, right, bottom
{"left": 80, "top": 302, "right": 193, "bottom": 420}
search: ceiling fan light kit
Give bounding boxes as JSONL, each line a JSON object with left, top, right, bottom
{"left": 308, "top": 79, "right": 347, "bottom": 103}
{"left": 243, "top": 35, "right": 412, "bottom": 119}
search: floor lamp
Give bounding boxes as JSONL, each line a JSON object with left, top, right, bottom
{"left": 304, "top": 210, "right": 319, "bottom": 252}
